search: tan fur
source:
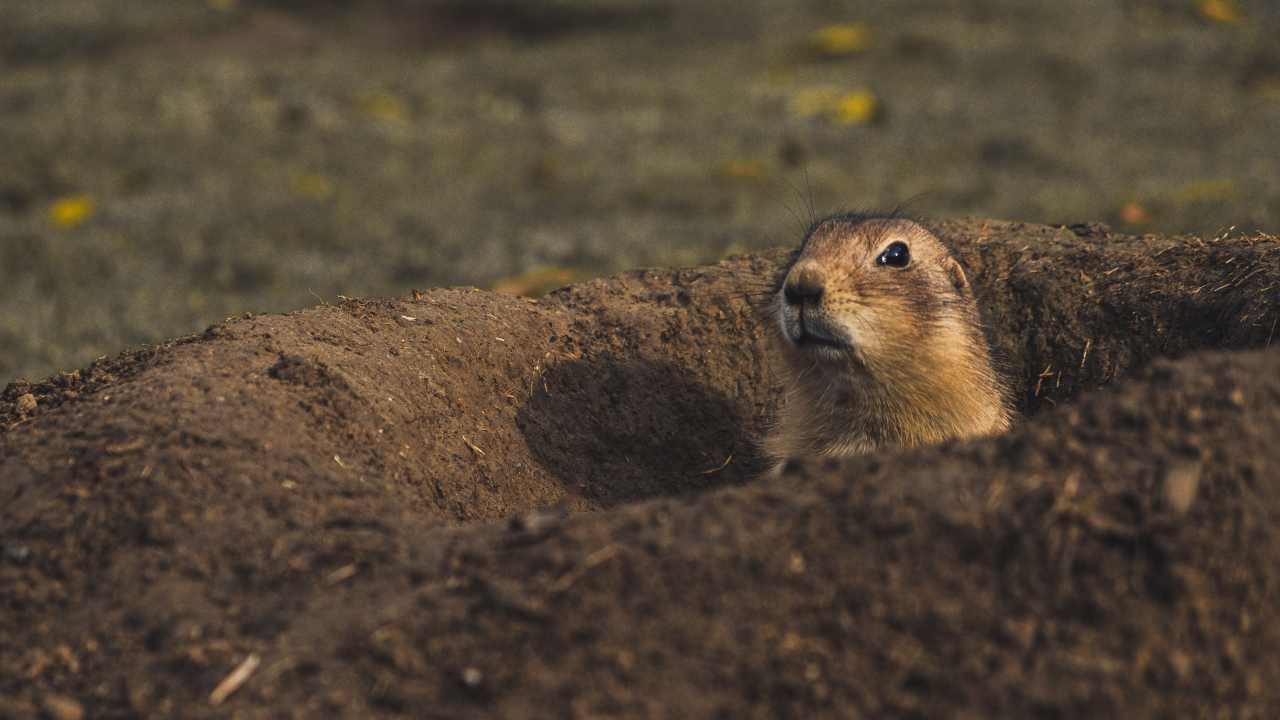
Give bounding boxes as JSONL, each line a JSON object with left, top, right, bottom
{"left": 765, "top": 217, "right": 1011, "bottom": 469}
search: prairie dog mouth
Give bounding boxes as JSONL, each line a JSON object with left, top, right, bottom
{"left": 793, "top": 326, "right": 846, "bottom": 349}
{"left": 785, "top": 309, "right": 851, "bottom": 352}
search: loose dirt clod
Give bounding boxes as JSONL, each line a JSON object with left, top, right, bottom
{"left": 1163, "top": 462, "right": 1202, "bottom": 515}
{"left": 14, "top": 393, "right": 36, "bottom": 414}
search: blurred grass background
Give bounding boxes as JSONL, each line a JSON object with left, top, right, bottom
{"left": 2, "top": 0, "right": 1278, "bottom": 383}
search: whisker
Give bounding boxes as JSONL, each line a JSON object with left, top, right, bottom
{"left": 889, "top": 189, "right": 938, "bottom": 219}
{"left": 793, "top": 358, "right": 819, "bottom": 386}
{"left": 781, "top": 198, "right": 808, "bottom": 239}
{"left": 801, "top": 164, "right": 817, "bottom": 227}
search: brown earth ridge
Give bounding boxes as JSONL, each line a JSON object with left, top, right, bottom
{"left": 2, "top": 218, "right": 1279, "bottom": 717}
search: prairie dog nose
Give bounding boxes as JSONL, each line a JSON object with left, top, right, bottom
{"left": 783, "top": 263, "right": 825, "bottom": 305}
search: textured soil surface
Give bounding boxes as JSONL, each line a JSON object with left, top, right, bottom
{"left": 5, "top": 0, "right": 1280, "bottom": 383}
{"left": 3, "top": 218, "right": 1279, "bottom": 718}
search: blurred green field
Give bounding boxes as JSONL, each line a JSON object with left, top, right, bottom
{"left": 2, "top": 0, "right": 1278, "bottom": 384}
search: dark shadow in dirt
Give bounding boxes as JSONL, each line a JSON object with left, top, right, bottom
{"left": 517, "top": 356, "right": 764, "bottom": 508}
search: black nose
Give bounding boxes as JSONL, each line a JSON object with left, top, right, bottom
{"left": 783, "top": 277, "right": 823, "bottom": 305}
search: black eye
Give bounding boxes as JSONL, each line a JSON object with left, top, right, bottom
{"left": 877, "top": 241, "right": 910, "bottom": 268}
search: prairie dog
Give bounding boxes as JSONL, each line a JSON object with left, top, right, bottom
{"left": 765, "top": 214, "right": 1011, "bottom": 467}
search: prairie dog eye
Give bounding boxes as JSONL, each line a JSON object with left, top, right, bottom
{"left": 876, "top": 241, "right": 910, "bottom": 268}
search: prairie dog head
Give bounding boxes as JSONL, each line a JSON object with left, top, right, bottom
{"left": 776, "top": 216, "right": 977, "bottom": 374}
{"left": 768, "top": 214, "right": 1009, "bottom": 460}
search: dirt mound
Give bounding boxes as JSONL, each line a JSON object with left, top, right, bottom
{"left": 2, "top": 218, "right": 1278, "bottom": 717}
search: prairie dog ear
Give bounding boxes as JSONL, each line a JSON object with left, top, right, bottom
{"left": 942, "top": 256, "right": 970, "bottom": 295}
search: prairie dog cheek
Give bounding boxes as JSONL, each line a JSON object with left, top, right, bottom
{"left": 828, "top": 304, "right": 880, "bottom": 353}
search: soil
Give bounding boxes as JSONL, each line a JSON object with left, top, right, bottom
{"left": 2, "top": 218, "right": 1279, "bottom": 717}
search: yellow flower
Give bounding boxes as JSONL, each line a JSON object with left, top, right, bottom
{"left": 1120, "top": 201, "right": 1151, "bottom": 225}
{"left": 831, "top": 90, "right": 879, "bottom": 125}
{"left": 789, "top": 86, "right": 880, "bottom": 125}
{"left": 721, "top": 159, "right": 767, "bottom": 180}
{"left": 809, "top": 23, "right": 872, "bottom": 56}
{"left": 48, "top": 194, "right": 95, "bottom": 229}
{"left": 1197, "top": 0, "right": 1242, "bottom": 23}
{"left": 208, "top": 0, "right": 238, "bottom": 11}
{"left": 361, "top": 92, "right": 408, "bottom": 124}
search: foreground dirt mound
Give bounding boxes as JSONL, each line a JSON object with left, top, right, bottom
{"left": 2, "top": 219, "right": 1278, "bottom": 717}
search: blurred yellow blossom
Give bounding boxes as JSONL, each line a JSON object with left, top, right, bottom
{"left": 291, "top": 172, "right": 334, "bottom": 200}
{"left": 1120, "top": 201, "right": 1151, "bottom": 225}
{"left": 1197, "top": 0, "right": 1242, "bottom": 23}
{"left": 721, "top": 159, "right": 767, "bottom": 180}
{"left": 790, "top": 86, "right": 880, "bottom": 125}
{"left": 831, "top": 91, "right": 879, "bottom": 124}
{"left": 208, "top": 0, "right": 238, "bottom": 11}
{"left": 808, "top": 23, "right": 872, "bottom": 57}
{"left": 48, "top": 194, "right": 95, "bottom": 229}
{"left": 361, "top": 92, "right": 408, "bottom": 124}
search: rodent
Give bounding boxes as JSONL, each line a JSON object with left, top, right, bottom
{"left": 764, "top": 213, "right": 1011, "bottom": 468}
